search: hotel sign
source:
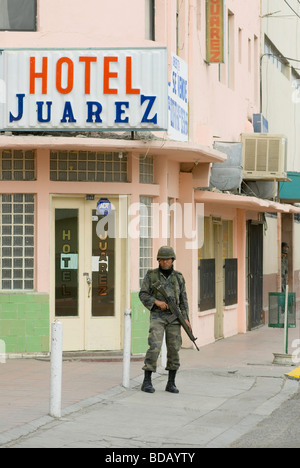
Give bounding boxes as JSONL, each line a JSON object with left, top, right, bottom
{"left": 0, "top": 48, "right": 168, "bottom": 132}
{"left": 206, "top": 0, "right": 225, "bottom": 63}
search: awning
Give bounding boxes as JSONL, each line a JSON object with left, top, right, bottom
{"left": 195, "top": 190, "right": 300, "bottom": 214}
{"left": 279, "top": 172, "right": 300, "bottom": 203}
{"left": 0, "top": 134, "right": 227, "bottom": 164}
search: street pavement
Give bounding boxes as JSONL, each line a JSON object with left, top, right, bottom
{"left": 1, "top": 321, "right": 300, "bottom": 449}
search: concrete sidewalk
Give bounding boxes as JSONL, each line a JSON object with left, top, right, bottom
{"left": 1, "top": 322, "right": 300, "bottom": 448}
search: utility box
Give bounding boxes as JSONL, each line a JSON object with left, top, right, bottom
{"left": 268, "top": 292, "right": 296, "bottom": 329}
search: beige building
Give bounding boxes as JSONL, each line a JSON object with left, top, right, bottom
{"left": 260, "top": 0, "right": 300, "bottom": 312}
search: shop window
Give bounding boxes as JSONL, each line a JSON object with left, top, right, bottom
{"left": 139, "top": 155, "right": 154, "bottom": 183}
{"left": 224, "top": 258, "right": 238, "bottom": 306}
{"left": 0, "top": 150, "right": 36, "bottom": 181}
{"left": 50, "top": 151, "right": 128, "bottom": 182}
{"left": 139, "top": 196, "right": 153, "bottom": 286}
{"left": 0, "top": 0, "right": 37, "bottom": 31}
{"left": 199, "top": 259, "right": 215, "bottom": 311}
{"left": 0, "top": 194, "right": 35, "bottom": 291}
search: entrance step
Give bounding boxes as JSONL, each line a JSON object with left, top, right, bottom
{"left": 37, "top": 350, "right": 144, "bottom": 362}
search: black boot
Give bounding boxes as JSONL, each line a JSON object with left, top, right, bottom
{"left": 141, "top": 371, "right": 155, "bottom": 393}
{"left": 165, "top": 370, "right": 179, "bottom": 393}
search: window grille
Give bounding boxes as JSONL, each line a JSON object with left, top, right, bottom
{"left": 199, "top": 259, "right": 215, "bottom": 311}
{"left": 0, "top": 150, "right": 36, "bottom": 181}
{"left": 0, "top": 194, "right": 35, "bottom": 291}
{"left": 139, "top": 196, "right": 153, "bottom": 286}
{"left": 139, "top": 155, "right": 154, "bottom": 183}
{"left": 50, "top": 151, "right": 128, "bottom": 182}
{"left": 224, "top": 258, "right": 238, "bottom": 306}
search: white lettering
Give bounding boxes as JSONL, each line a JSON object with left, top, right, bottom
{"left": 148, "top": 452, "right": 196, "bottom": 463}
{"left": 105, "top": 453, "right": 140, "bottom": 465}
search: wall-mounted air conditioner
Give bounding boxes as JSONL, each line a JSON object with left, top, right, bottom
{"left": 242, "top": 134, "right": 287, "bottom": 180}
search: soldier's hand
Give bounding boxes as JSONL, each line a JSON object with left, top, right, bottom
{"left": 185, "top": 319, "right": 192, "bottom": 331}
{"left": 154, "top": 300, "right": 169, "bottom": 311}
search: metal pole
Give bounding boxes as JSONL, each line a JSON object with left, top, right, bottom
{"left": 122, "top": 308, "right": 132, "bottom": 388}
{"left": 49, "top": 321, "right": 63, "bottom": 418}
{"left": 284, "top": 285, "right": 289, "bottom": 355}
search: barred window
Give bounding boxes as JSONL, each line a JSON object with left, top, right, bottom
{"left": 50, "top": 151, "right": 128, "bottom": 182}
{"left": 199, "top": 259, "right": 215, "bottom": 311}
{"left": 139, "top": 155, "right": 154, "bottom": 183}
{"left": 139, "top": 196, "right": 153, "bottom": 286}
{"left": 224, "top": 258, "right": 238, "bottom": 306}
{"left": 0, "top": 194, "right": 35, "bottom": 291}
{"left": 0, "top": 150, "right": 36, "bottom": 181}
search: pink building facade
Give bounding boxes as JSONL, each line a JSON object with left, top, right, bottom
{"left": 1, "top": 0, "right": 298, "bottom": 355}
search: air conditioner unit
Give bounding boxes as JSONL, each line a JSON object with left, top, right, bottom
{"left": 242, "top": 134, "right": 287, "bottom": 180}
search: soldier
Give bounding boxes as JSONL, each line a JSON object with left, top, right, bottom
{"left": 139, "top": 246, "right": 191, "bottom": 394}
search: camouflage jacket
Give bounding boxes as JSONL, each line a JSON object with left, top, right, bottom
{"left": 139, "top": 268, "right": 189, "bottom": 320}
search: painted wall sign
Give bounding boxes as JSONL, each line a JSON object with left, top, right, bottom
{"left": 206, "top": 0, "right": 225, "bottom": 63}
{"left": 168, "top": 54, "right": 188, "bottom": 142}
{"left": 0, "top": 48, "right": 168, "bottom": 131}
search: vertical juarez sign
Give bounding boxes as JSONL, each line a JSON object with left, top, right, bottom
{"left": 206, "top": 0, "right": 225, "bottom": 63}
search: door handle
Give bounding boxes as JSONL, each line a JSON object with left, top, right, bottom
{"left": 87, "top": 277, "right": 92, "bottom": 298}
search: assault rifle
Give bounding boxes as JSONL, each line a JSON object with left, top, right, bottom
{"left": 152, "top": 280, "right": 200, "bottom": 351}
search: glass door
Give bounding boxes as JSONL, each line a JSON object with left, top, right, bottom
{"left": 51, "top": 196, "right": 124, "bottom": 352}
{"left": 83, "top": 197, "right": 122, "bottom": 351}
{"left": 52, "top": 198, "right": 85, "bottom": 351}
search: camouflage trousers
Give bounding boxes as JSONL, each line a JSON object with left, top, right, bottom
{"left": 143, "top": 311, "right": 182, "bottom": 373}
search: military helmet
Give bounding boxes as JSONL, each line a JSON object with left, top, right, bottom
{"left": 157, "top": 246, "right": 176, "bottom": 260}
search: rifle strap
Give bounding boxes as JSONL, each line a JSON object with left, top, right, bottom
{"left": 151, "top": 269, "right": 181, "bottom": 304}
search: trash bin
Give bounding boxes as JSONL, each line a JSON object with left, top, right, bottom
{"left": 268, "top": 292, "right": 296, "bottom": 329}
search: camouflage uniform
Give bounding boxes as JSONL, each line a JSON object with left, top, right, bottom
{"left": 139, "top": 267, "right": 189, "bottom": 372}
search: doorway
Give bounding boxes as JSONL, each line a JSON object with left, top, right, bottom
{"left": 51, "top": 196, "right": 127, "bottom": 351}
{"left": 248, "top": 221, "right": 264, "bottom": 329}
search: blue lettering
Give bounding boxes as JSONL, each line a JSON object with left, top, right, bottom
{"left": 172, "top": 56, "right": 180, "bottom": 72}
{"left": 168, "top": 96, "right": 188, "bottom": 136}
{"left": 9, "top": 94, "right": 25, "bottom": 122}
{"left": 141, "top": 95, "right": 157, "bottom": 124}
{"left": 37, "top": 101, "right": 52, "bottom": 123}
{"left": 172, "top": 71, "right": 177, "bottom": 95}
{"left": 177, "top": 76, "right": 187, "bottom": 103}
{"left": 86, "top": 101, "right": 103, "bottom": 123}
{"left": 115, "top": 101, "right": 129, "bottom": 123}
{"left": 61, "top": 101, "right": 76, "bottom": 123}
